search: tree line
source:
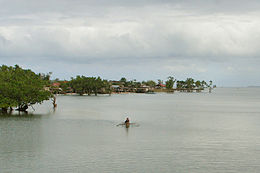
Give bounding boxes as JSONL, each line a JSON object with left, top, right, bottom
{"left": 57, "top": 76, "right": 212, "bottom": 93}
{"left": 113, "top": 77, "right": 212, "bottom": 90}
{"left": 0, "top": 65, "right": 214, "bottom": 112}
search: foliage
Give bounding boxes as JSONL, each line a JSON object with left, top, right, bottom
{"left": 142, "top": 80, "right": 156, "bottom": 87}
{"left": 157, "top": 79, "right": 163, "bottom": 85}
{"left": 166, "top": 76, "right": 176, "bottom": 89}
{"left": 59, "top": 81, "right": 70, "bottom": 93}
{"left": 120, "top": 77, "right": 127, "bottom": 84}
{"left": 70, "top": 75, "right": 111, "bottom": 95}
{"left": 209, "top": 80, "right": 213, "bottom": 87}
{"left": 39, "top": 72, "right": 52, "bottom": 85}
{"left": 185, "top": 78, "right": 195, "bottom": 89}
{"left": 176, "top": 78, "right": 209, "bottom": 91}
{"left": 0, "top": 65, "right": 52, "bottom": 111}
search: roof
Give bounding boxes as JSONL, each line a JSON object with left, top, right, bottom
{"left": 52, "top": 82, "right": 61, "bottom": 87}
{"left": 157, "top": 84, "right": 166, "bottom": 87}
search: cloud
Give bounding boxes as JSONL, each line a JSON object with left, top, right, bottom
{"left": 0, "top": 0, "right": 260, "bottom": 86}
{"left": 1, "top": 0, "right": 260, "bottom": 15}
{"left": 1, "top": 10, "right": 260, "bottom": 61}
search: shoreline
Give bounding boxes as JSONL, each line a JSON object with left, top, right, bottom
{"left": 56, "top": 88, "right": 211, "bottom": 96}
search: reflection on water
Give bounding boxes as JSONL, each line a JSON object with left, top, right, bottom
{"left": 125, "top": 125, "right": 129, "bottom": 135}
{"left": 1, "top": 88, "right": 260, "bottom": 173}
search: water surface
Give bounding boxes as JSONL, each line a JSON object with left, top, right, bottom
{"left": 1, "top": 88, "right": 260, "bottom": 172}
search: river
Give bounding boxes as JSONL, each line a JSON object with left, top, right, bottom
{"left": 1, "top": 88, "right": 260, "bottom": 172}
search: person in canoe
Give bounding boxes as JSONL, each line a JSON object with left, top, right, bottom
{"left": 125, "top": 117, "right": 130, "bottom": 123}
{"left": 125, "top": 117, "right": 130, "bottom": 128}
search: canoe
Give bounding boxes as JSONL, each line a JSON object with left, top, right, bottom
{"left": 116, "top": 122, "right": 139, "bottom": 127}
{"left": 125, "top": 122, "right": 130, "bottom": 128}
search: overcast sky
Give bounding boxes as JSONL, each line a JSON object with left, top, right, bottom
{"left": 0, "top": 0, "right": 260, "bottom": 86}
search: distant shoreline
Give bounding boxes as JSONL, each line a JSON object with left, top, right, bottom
{"left": 248, "top": 86, "right": 260, "bottom": 88}
{"left": 57, "top": 88, "right": 211, "bottom": 96}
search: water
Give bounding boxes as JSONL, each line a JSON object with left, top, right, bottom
{"left": 1, "top": 88, "right": 260, "bottom": 173}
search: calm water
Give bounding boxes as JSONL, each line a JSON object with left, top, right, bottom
{"left": 1, "top": 88, "right": 260, "bottom": 173}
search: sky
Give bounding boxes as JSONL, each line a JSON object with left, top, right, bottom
{"left": 0, "top": 0, "right": 260, "bottom": 87}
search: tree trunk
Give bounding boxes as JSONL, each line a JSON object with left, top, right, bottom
{"left": 1, "top": 108, "right": 8, "bottom": 113}
{"left": 17, "top": 105, "right": 28, "bottom": 112}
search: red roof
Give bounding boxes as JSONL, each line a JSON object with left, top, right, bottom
{"left": 158, "top": 84, "right": 166, "bottom": 87}
{"left": 52, "top": 82, "right": 61, "bottom": 87}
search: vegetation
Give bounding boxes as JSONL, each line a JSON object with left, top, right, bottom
{"left": 113, "top": 78, "right": 143, "bottom": 89}
{"left": 166, "top": 76, "right": 176, "bottom": 90}
{"left": 70, "top": 76, "right": 111, "bottom": 96}
{"left": 143, "top": 80, "right": 157, "bottom": 88}
{"left": 176, "top": 78, "right": 209, "bottom": 92}
{"left": 0, "top": 65, "right": 52, "bottom": 112}
{"left": 0, "top": 64, "right": 215, "bottom": 113}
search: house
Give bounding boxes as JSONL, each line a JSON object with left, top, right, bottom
{"left": 155, "top": 83, "right": 166, "bottom": 89}
{"left": 50, "top": 82, "right": 62, "bottom": 94}
{"left": 111, "top": 85, "right": 122, "bottom": 92}
{"left": 52, "top": 82, "right": 61, "bottom": 87}
{"left": 133, "top": 85, "right": 152, "bottom": 93}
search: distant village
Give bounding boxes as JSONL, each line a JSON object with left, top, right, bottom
{"left": 46, "top": 77, "right": 215, "bottom": 95}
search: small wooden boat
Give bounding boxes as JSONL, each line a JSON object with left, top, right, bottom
{"left": 116, "top": 122, "right": 139, "bottom": 127}
{"left": 125, "top": 122, "right": 130, "bottom": 128}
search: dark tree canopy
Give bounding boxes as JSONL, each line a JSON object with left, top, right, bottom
{"left": 142, "top": 80, "right": 156, "bottom": 87}
{"left": 70, "top": 75, "right": 111, "bottom": 96}
{"left": 176, "top": 78, "right": 209, "bottom": 91}
{"left": 0, "top": 65, "right": 52, "bottom": 111}
{"left": 166, "top": 76, "right": 176, "bottom": 89}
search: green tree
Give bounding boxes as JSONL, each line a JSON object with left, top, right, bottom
{"left": 201, "top": 80, "right": 208, "bottom": 88}
{"left": 144, "top": 80, "right": 156, "bottom": 87}
{"left": 70, "top": 76, "right": 86, "bottom": 95}
{"left": 70, "top": 76, "right": 111, "bottom": 96}
{"left": 134, "top": 81, "right": 141, "bottom": 88}
{"left": 208, "top": 80, "right": 213, "bottom": 93}
{"left": 195, "top": 80, "right": 202, "bottom": 89}
{"left": 59, "top": 81, "right": 70, "bottom": 93}
{"left": 0, "top": 65, "right": 52, "bottom": 112}
{"left": 102, "top": 80, "right": 112, "bottom": 94}
{"left": 176, "top": 80, "right": 185, "bottom": 89}
{"left": 209, "top": 80, "right": 213, "bottom": 86}
{"left": 185, "top": 78, "right": 195, "bottom": 91}
{"left": 39, "top": 72, "right": 52, "bottom": 85}
{"left": 157, "top": 79, "right": 163, "bottom": 85}
{"left": 120, "top": 77, "right": 127, "bottom": 83}
{"left": 166, "top": 76, "right": 176, "bottom": 89}
{"left": 93, "top": 77, "right": 103, "bottom": 96}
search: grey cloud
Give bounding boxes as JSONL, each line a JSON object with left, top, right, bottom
{"left": 1, "top": 15, "right": 260, "bottom": 65}
{"left": 1, "top": 0, "right": 260, "bottom": 86}
{"left": 0, "top": 34, "right": 7, "bottom": 45}
{"left": 1, "top": 0, "right": 260, "bottom": 16}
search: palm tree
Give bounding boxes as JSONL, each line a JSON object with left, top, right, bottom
{"left": 166, "top": 76, "right": 176, "bottom": 90}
